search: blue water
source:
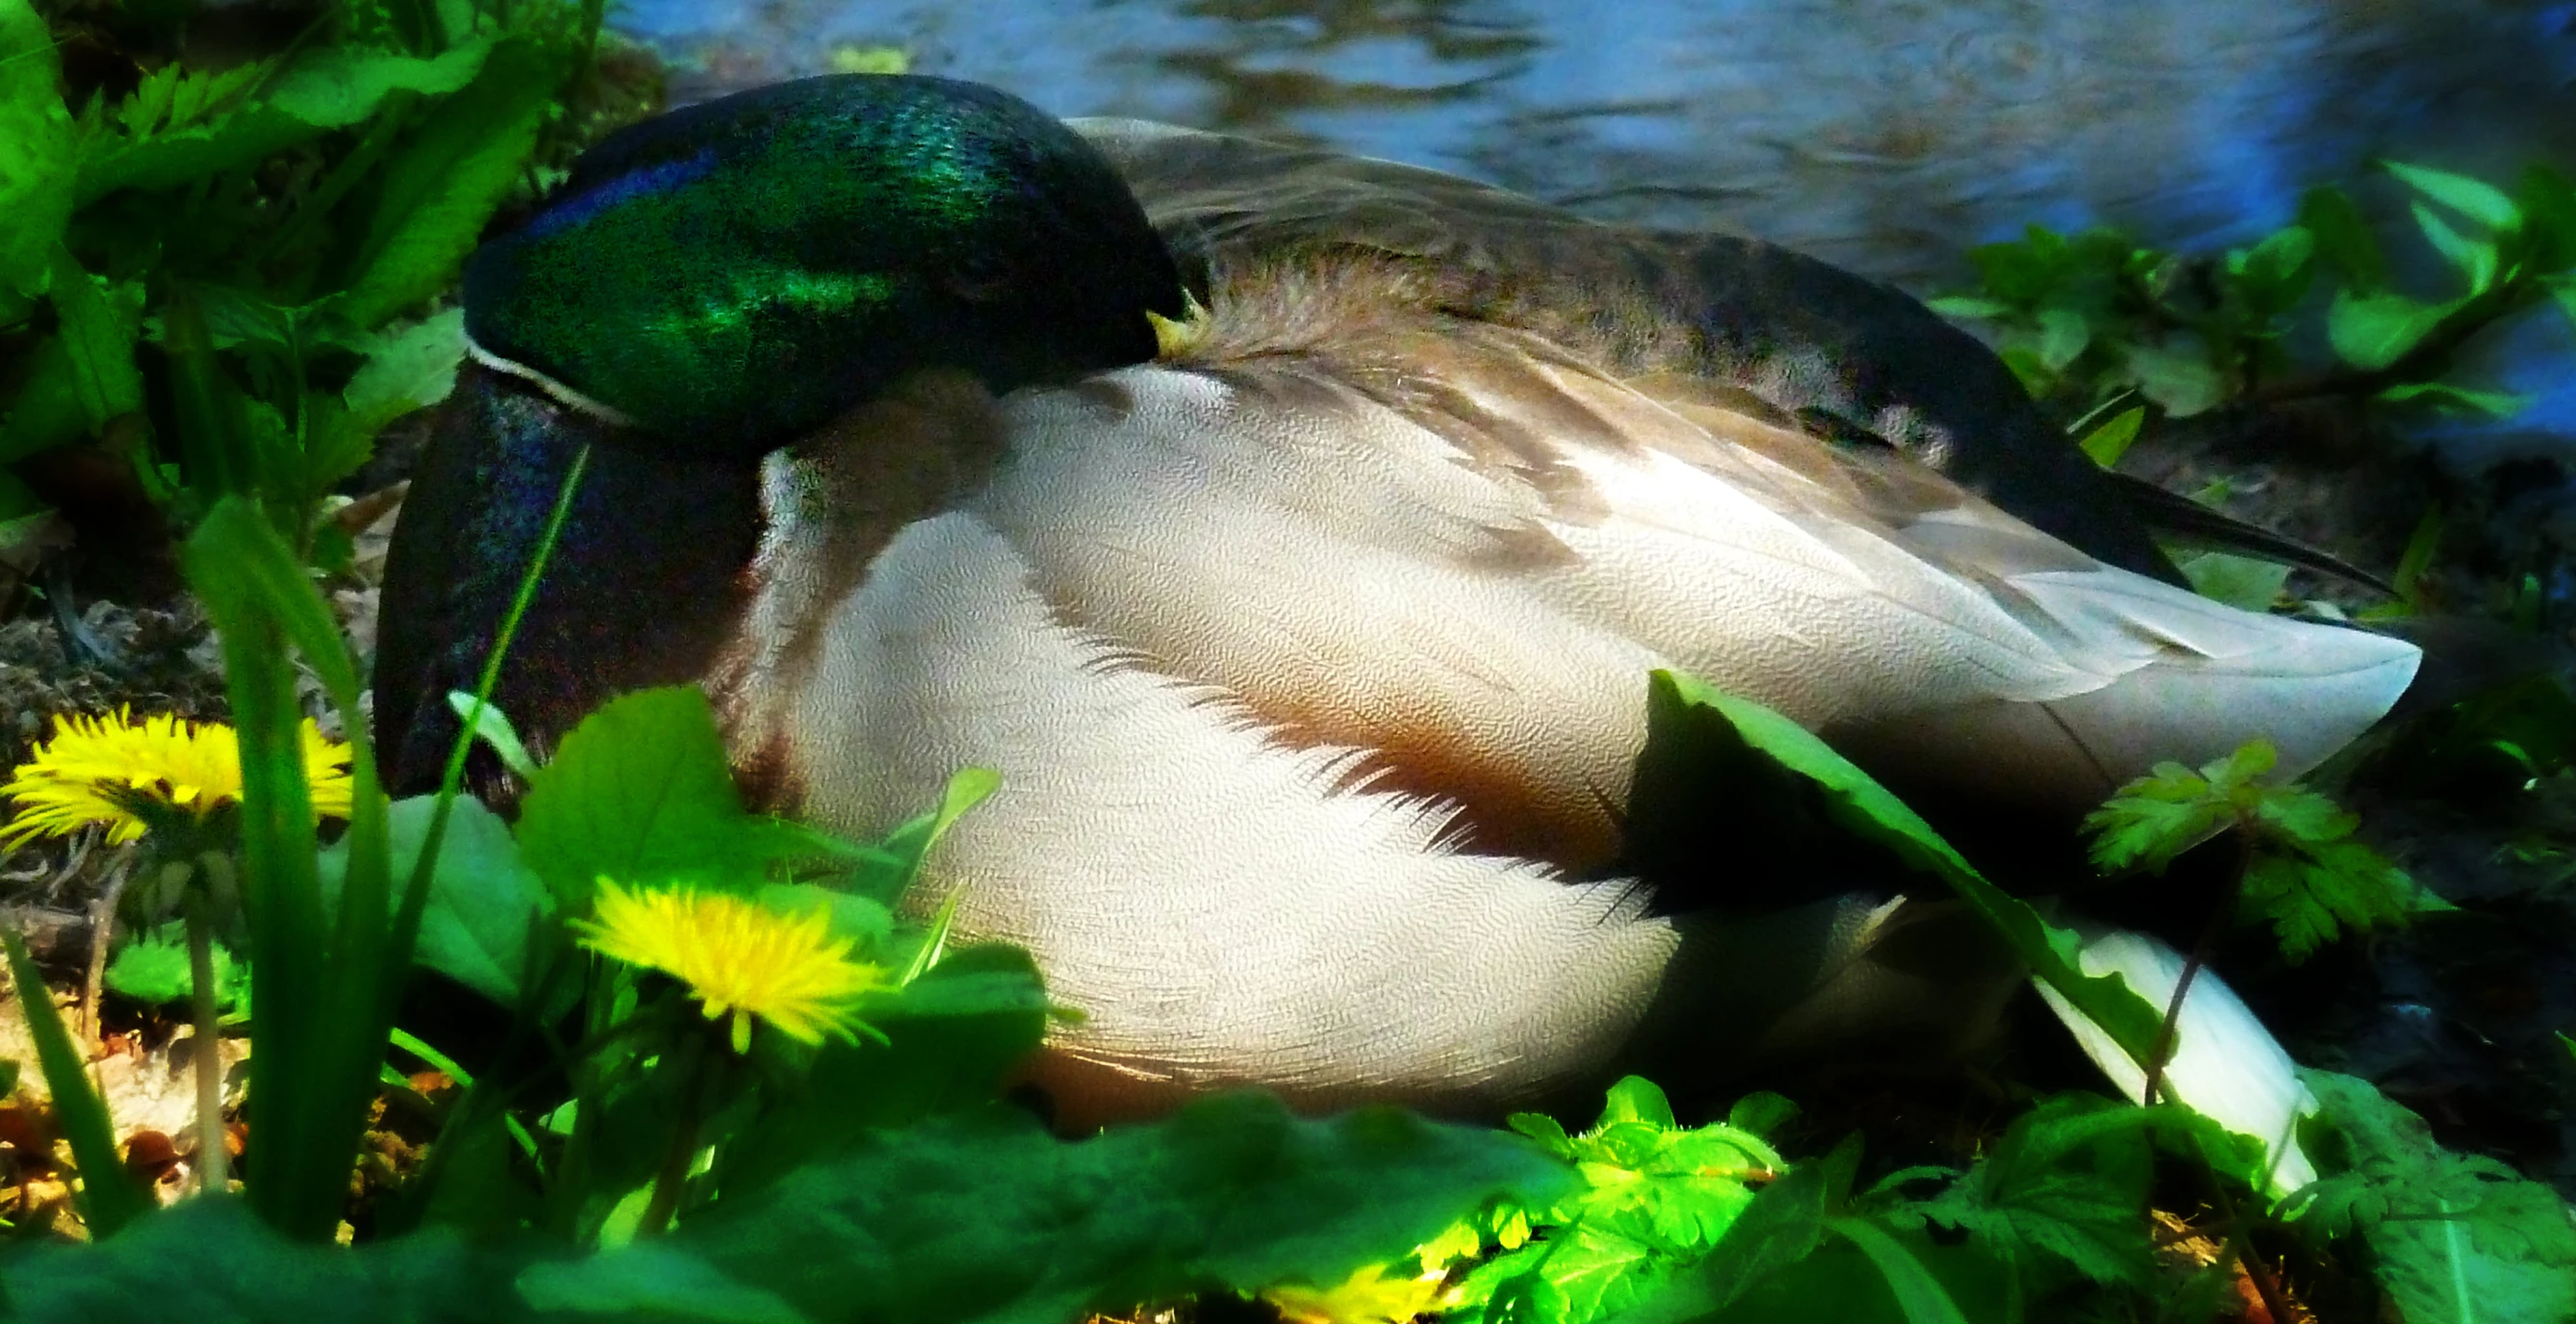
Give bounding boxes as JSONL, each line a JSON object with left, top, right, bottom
{"left": 611, "top": 0, "right": 2576, "bottom": 438}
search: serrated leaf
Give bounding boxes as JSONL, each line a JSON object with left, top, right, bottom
{"left": 344, "top": 309, "right": 467, "bottom": 432}
{"left": 339, "top": 40, "right": 564, "bottom": 328}
{"left": 103, "top": 925, "right": 244, "bottom": 1009}
{"left": 2329, "top": 288, "right": 2464, "bottom": 370}
{"left": 0, "top": 0, "right": 75, "bottom": 309}
{"left": 76, "top": 40, "right": 497, "bottom": 205}
{"left": 2385, "top": 161, "right": 2523, "bottom": 233}
{"left": 2290, "top": 1071, "right": 2576, "bottom": 1324}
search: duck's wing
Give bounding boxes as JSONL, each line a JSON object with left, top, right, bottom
{"left": 1070, "top": 117, "right": 2179, "bottom": 581}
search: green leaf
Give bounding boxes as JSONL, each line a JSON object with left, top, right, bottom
{"left": 1923, "top": 295, "right": 2009, "bottom": 320}
{"left": 2412, "top": 201, "right": 2501, "bottom": 294}
{"left": 2228, "top": 225, "right": 2315, "bottom": 313}
{"left": 519, "top": 1241, "right": 815, "bottom": 1323}
{"left": 2118, "top": 341, "right": 2224, "bottom": 417}
{"left": 0, "top": 1195, "right": 518, "bottom": 1323}
{"left": 2177, "top": 550, "right": 2290, "bottom": 613}
{"left": 548, "top": 1094, "right": 1571, "bottom": 1324}
{"left": 2328, "top": 288, "right": 2464, "bottom": 370}
{"left": 513, "top": 686, "right": 850, "bottom": 909}
{"left": 2, "top": 929, "right": 152, "bottom": 1238}
{"left": 2385, "top": 161, "right": 2524, "bottom": 233}
{"left": 76, "top": 40, "right": 497, "bottom": 205}
{"left": 445, "top": 688, "right": 540, "bottom": 781}
{"left": 344, "top": 309, "right": 469, "bottom": 431}
{"left": 104, "top": 924, "right": 244, "bottom": 1009}
{"left": 45, "top": 246, "right": 143, "bottom": 432}
{"left": 2300, "top": 186, "right": 2386, "bottom": 292}
{"left": 717, "top": 944, "right": 1049, "bottom": 1194}
{"left": 319, "top": 795, "right": 551, "bottom": 1007}
{"left": 0, "top": 0, "right": 75, "bottom": 310}
{"left": 2075, "top": 406, "right": 2144, "bottom": 469}
{"left": 843, "top": 767, "right": 1002, "bottom": 905}
{"left": 1890, "top": 1094, "right": 2160, "bottom": 1289}
{"left": 338, "top": 39, "right": 565, "bottom": 328}
{"left": 1820, "top": 1218, "right": 1971, "bottom": 1324}
{"left": 2376, "top": 381, "right": 2537, "bottom": 419}
{"left": 2289, "top": 1071, "right": 2576, "bottom": 1324}
{"left": 2519, "top": 166, "right": 2576, "bottom": 270}
{"left": 1648, "top": 671, "right": 2164, "bottom": 1069}
{"left": 2033, "top": 307, "right": 2090, "bottom": 370}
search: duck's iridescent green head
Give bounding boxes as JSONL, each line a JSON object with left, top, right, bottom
{"left": 463, "top": 74, "right": 1187, "bottom": 454}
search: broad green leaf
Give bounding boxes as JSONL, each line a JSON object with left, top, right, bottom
{"left": 2328, "top": 288, "right": 2463, "bottom": 370}
{"left": 319, "top": 796, "right": 551, "bottom": 1007}
{"left": 513, "top": 686, "right": 851, "bottom": 909}
{"left": 339, "top": 39, "right": 564, "bottom": 327}
{"left": 76, "top": 40, "right": 497, "bottom": 204}
{"left": 2, "top": 929, "right": 151, "bottom": 1237}
{"left": 2411, "top": 201, "right": 2500, "bottom": 293}
{"left": 718, "top": 944, "right": 1049, "bottom": 1194}
{"left": 1649, "top": 671, "right": 2164, "bottom": 1068}
{"left": 0, "top": 1195, "right": 516, "bottom": 1323}
{"left": 552, "top": 1094, "right": 1571, "bottom": 1324}
{"left": 2299, "top": 186, "right": 2386, "bottom": 292}
{"left": 2075, "top": 406, "right": 2144, "bottom": 469}
{"left": 2119, "top": 341, "right": 2224, "bottom": 417}
{"left": 2385, "top": 161, "right": 2523, "bottom": 233}
{"left": 2290, "top": 1072, "right": 2576, "bottom": 1324}
{"left": 103, "top": 925, "right": 245, "bottom": 1009}
{"left": 2229, "top": 225, "right": 2315, "bottom": 313}
{"left": 519, "top": 1242, "right": 814, "bottom": 1323}
{"left": 0, "top": 0, "right": 75, "bottom": 310}
{"left": 45, "top": 246, "right": 143, "bottom": 431}
{"left": 2033, "top": 307, "right": 2090, "bottom": 370}
{"left": 1888, "top": 1094, "right": 2161, "bottom": 1288}
{"left": 2178, "top": 550, "right": 2290, "bottom": 612}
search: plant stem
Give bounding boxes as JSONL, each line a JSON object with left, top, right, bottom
{"left": 185, "top": 887, "right": 228, "bottom": 1194}
{"left": 2140, "top": 826, "right": 2256, "bottom": 1107}
{"left": 637, "top": 1030, "right": 713, "bottom": 1237}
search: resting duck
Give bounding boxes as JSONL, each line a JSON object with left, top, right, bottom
{"left": 374, "top": 75, "right": 2419, "bottom": 1129}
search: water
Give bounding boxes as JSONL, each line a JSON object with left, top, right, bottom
{"left": 610, "top": 0, "right": 2576, "bottom": 434}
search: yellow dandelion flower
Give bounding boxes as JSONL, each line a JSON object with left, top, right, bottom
{"left": 1265, "top": 1260, "right": 1454, "bottom": 1324}
{"left": 1, "top": 707, "right": 355, "bottom": 849}
{"left": 574, "top": 879, "right": 887, "bottom": 1054}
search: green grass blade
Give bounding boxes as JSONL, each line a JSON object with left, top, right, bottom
{"left": 183, "top": 497, "right": 395, "bottom": 1241}
{"left": 4, "top": 929, "right": 151, "bottom": 1236}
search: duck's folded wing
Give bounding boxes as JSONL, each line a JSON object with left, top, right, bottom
{"left": 1069, "top": 116, "right": 2177, "bottom": 581}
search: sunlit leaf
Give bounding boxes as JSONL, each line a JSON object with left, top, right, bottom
{"left": 2385, "top": 161, "right": 2523, "bottom": 233}
{"left": 2376, "top": 380, "right": 2536, "bottom": 419}
{"left": 2075, "top": 406, "right": 2145, "bottom": 469}
{"left": 2327, "top": 288, "right": 2463, "bottom": 370}
{"left": 2411, "top": 201, "right": 2500, "bottom": 294}
{"left": 0, "top": 0, "right": 75, "bottom": 311}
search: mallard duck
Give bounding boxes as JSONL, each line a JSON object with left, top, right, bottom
{"left": 374, "top": 75, "right": 2418, "bottom": 1130}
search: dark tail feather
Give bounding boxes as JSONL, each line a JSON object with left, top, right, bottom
{"left": 2102, "top": 471, "right": 2396, "bottom": 596}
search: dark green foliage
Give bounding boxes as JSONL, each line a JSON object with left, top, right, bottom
{"left": 0, "top": 0, "right": 612, "bottom": 544}
{"left": 1932, "top": 161, "right": 2576, "bottom": 423}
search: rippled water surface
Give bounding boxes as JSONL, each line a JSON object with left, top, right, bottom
{"left": 611, "top": 0, "right": 2576, "bottom": 429}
